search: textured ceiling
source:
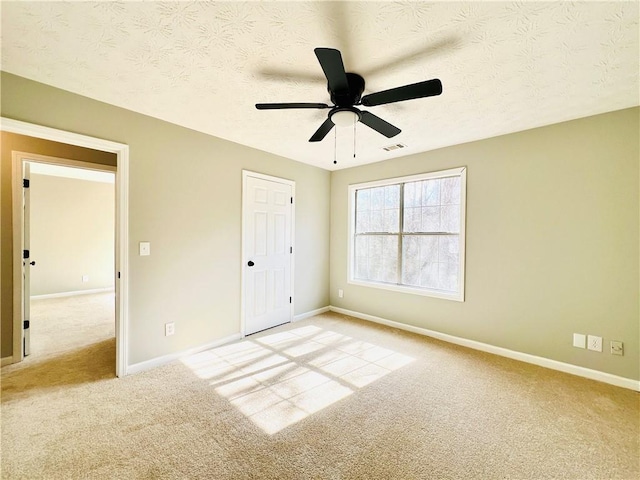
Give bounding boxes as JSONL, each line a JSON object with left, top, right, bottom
{"left": 2, "top": 1, "right": 638, "bottom": 171}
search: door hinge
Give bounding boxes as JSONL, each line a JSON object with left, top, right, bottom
{"left": 117, "top": 272, "right": 121, "bottom": 279}
{"left": 23, "top": 249, "right": 29, "bottom": 259}
{"left": 23, "top": 179, "right": 30, "bottom": 188}
{"left": 290, "top": 246, "right": 292, "bottom": 254}
{"left": 24, "top": 320, "right": 30, "bottom": 329}
{"left": 289, "top": 297, "right": 292, "bottom": 304}
{"left": 290, "top": 197, "right": 293, "bottom": 204}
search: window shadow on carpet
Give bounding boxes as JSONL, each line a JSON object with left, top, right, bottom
{"left": 182, "top": 325, "right": 414, "bottom": 434}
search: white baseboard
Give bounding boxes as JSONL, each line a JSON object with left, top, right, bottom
{"left": 126, "top": 333, "right": 243, "bottom": 376}
{"left": 293, "top": 306, "right": 330, "bottom": 323}
{"left": 31, "top": 287, "right": 114, "bottom": 300}
{"left": 1, "top": 356, "right": 14, "bottom": 367}
{"left": 329, "top": 306, "right": 640, "bottom": 392}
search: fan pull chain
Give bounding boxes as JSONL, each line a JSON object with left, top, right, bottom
{"left": 333, "top": 126, "right": 337, "bottom": 165}
{"left": 353, "top": 116, "right": 357, "bottom": 159}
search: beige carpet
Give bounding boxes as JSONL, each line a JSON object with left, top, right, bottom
{"left": 1, "top": 294, "right": 638, "bottom": 479}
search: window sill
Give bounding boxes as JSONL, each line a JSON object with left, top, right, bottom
{"left": 347, "top": 279, "right": 464, "bottom": 302}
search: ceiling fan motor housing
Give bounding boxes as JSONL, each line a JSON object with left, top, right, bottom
{"left": 330, "top": 73, "right": 365, "bottom": 107}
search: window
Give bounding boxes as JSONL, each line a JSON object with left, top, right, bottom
{"left": 348, "top": 167, "right": 466, "bottom": 301}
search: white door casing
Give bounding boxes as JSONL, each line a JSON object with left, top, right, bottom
{"left": 242, "top": 171, "right": 294, "bottom": 336}
{"left": 4, "top": 117, "right": 129, "bottom": 377}
{"left": 22, "top": 162, "right": 31, "bottom": 356}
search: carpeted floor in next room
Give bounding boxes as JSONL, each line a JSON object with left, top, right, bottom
{"left": 1, "top": 293, "right": 638, "bottom": 479}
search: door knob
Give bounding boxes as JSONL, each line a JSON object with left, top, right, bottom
{"left": 30, "top": 261, "right": 36, "bottom": 266}
{"left": 247, "top": 261, "right": 255, "bottom": 267}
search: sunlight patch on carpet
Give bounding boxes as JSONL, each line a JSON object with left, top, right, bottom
{"left": 182, "top": 325, "right": 414, "bottom": 434}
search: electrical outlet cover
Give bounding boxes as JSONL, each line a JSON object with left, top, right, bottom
{"left": 610, "top": 340, "right": 624, "bottom": 356}
{"left": 587, "top": 335, "right": 603, "bottom": 352}
{"left": 139, "top": 242, "right": 151, "bottom": 256}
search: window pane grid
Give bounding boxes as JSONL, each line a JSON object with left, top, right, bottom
{"left": 353, "top": 234, "right": 399, "bottom": 284}
{"left": 401, "top": 233, "right": 459, "bottom": 292}
{"left": 403, "top": 177, "right": 461, "bottom": 234}
{"left": 352, "top": 170, "right": 464, "bottom": 298}
{"left": 355, "top": 185, "right": 400, "bottom": 234}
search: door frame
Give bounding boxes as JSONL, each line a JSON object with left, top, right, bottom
{"left": 13, "top": 152, "right": 116, "bottom": 358}
{"left": 3, "top": 117, "right": 129, "bottom": 378}
{"left": 241, "top": 170, "right": 295, "bottom": 337}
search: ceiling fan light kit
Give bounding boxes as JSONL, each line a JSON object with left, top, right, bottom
{"left": 256, "top": 47, "right": 443, "bottom": 146}
{"left": 330, "top": 107, "right": 361, "bottom": 127}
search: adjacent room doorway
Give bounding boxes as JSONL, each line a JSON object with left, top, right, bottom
{"left": 4, "top": 117, "right": 129, "bottom": 377}
{"left": 242, "top": 171, "right": 295, "bottom": 336}
{"left": 20, "top": 156, "right": 116, "bottom": 361}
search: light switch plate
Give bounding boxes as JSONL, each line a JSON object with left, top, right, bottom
{"left": 572, "top": 333, "right": 586, "bottom": 349}
{"left": 139, "top": 242, "right": 151, "bottom": 256}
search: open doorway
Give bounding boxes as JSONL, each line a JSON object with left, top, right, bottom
{"left": 3, "top": 118, "right": 129, "bottom": 377}
{"left": 25, "top": 159, "right": 116, "bottom": 372}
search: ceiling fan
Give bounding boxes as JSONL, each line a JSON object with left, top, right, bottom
{"left": 256, "top": 48, "right": 443, "bottom": 142}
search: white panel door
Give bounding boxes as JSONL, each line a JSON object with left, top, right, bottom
{"left": 244, "top": 174, "right": 293, "bottom": 335}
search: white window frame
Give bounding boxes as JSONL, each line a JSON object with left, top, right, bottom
{"left": 347, "top": 167, "right": 467, "bottom": 302}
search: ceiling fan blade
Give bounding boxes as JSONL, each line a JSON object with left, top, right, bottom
{"left": 257, "top": 67, "right": 325, "bottom": 84}
{"left": 256, "top": 103, "right": 329, "bottom": 110}
{"left": 320, "top": 2, "right": 354, "bottom": 68}
{"left": 361, "top": 79, "right": 443, "bottom": 107}
{"left": 362, "top": 36, "right": 460, "bottom": 78}
{"left": 314, "top": 48, "right": 349, "bottom": 93}
{"left": 359, "top": 111, "right": 401, "bottom": 138}
{"left": 309, "top": 118, "right": 335, "bottom": 142}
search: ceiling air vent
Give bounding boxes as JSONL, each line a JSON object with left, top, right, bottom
{"left": 382, "top": 143, "right": 407, "bottom": 152}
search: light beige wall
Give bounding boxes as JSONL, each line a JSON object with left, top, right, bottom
{"left": 330, "top": 107, "right": 639, "bottom": 381}
{"left": 29, "top": 173, "right": 115, "bottom": 296}
{"left": 1, "top": 131, "right": 117, "bottom": 358}
{"left": 1, "top": 72, "right": 331, "bottom": 365}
